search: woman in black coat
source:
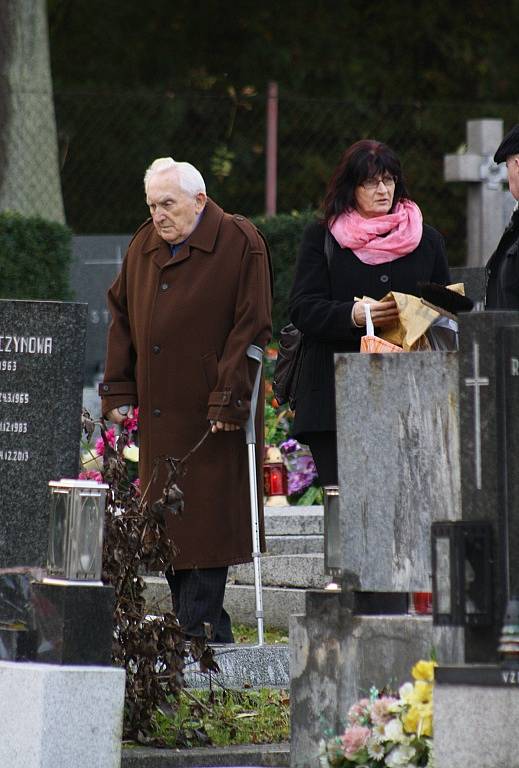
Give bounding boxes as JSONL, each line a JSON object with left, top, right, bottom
{"left": 288, "top": 139, "right": 450, "bottom": 486}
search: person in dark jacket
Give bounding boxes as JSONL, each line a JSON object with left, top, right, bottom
{"left": 100, "top": 157, "right": 272, "bottom": 643}
{"left": 486, "top": 124, "right": 519, "bottom": 309}
{"left": 288, "top": 139, "right": 450, "bottom": 486}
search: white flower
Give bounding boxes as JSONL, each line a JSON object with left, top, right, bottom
{"left": 385, "top": 744, "right": 417, "bottom": 767}
{"left": 398, "top": 682, "right": 414, "bottom": 702}
{"left": 367, "top": 738, "right": 385, "bottom": 761}
{"left": 384, "top": 717, "right": 405, "bottom": 743}
{"left": 371, "top": 723, "right": 386, "bottom": 742}
{"left": 123, "top": 444, "right": 139, "bottom": 462}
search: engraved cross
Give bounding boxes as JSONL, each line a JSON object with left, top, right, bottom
{"left": 464, "top": 340, "right": 489, "bottom": 490}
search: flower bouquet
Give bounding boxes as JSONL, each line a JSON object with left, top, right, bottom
{"left": 80, "top": 408, "right": 140, "bottom": 488}
{"left": 319, "top": 660, "right": 436, "bottom": 767}
{"left": 280, "top": 438, "right": 322, "bottom": 505}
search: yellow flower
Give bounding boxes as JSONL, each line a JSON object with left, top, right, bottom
{"left": 403, "top": 702, "right": 433, "bottom": 737}
{"left": 412, "top": 660, "right": 437, "bottom": 682}
{"left": 412, "top": 680, "right": 433, "bottom": 704}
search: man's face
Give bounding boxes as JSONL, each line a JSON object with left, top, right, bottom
{"left": 506, "top": 155, "right": 519, "bottom": 201}
{"left": 146, "top": 170, "right": 206, "bottom": 244}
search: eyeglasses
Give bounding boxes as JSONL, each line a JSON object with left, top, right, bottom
{"left": 360, "top": 175, "right": 397, "bottom": 191}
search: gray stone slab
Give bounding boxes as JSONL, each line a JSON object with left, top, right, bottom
{"left": 0, "top": 300, "right": 87, "bottom": 568}
{"left": 266, "top": 534, "right": 323, "bottom": 555}
{"left": 435, "top": 680, "right": 519, "bottom": 768}
{"left": 142, "top": 576, "right": 306, "bottom": 631}
{"left": 186, "top": 643, "right": 289, "bottom": 690}
{"left": 224, "top": 584, "right": 306, "bottom": 630}
{"left": 264, "top": 507, "right": 323, "bottom": 536}
{"left": 70, "top": 235, "right": 131, "bottom": 383}
{"left": 334, "top": 351, "right": 461, "bottom": 591}
{"left": 121, "top": 743, "right": 290, "bottom": 768}
{"left": 0, "top": 660, "right": 125, "bottom": 767}
{"left": 230, "top": 554, "right": 326, "bottom": 589}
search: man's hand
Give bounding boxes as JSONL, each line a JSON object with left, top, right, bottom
{"left": 211, "top": 420, "right": 241, "bottom": 433}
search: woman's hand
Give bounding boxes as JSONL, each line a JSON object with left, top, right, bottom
{"left": 353, "top": 299, "right": 399, "bottom": 328}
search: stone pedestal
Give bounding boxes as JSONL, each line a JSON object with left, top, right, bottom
{"left": 0, "top": 661, "right": 125, "bottom": 768}
{"left": 289, "top": 590, "right": 463, "bottom": 768}
{"left": 435, "top": 665, "right": 519, "bottom": 768}
{"left": 0, "top": 572, "right": 114, "bottom": 665}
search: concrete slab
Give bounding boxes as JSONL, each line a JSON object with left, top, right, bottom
{"left": 265, "top": 535, "right": 323, "bottom": 555}
{"left": 121, "top": 743, "right": 290, "bottom": 767}
{"left": 223, "top": 584, "right": 305, "bottom": 630}
{"left": 230, "top": 555, "right": 326, "bottom": 589}
{"left": 186, "top": 643, "right": 289, "bottom": 690}
{"left": 264, "top": 507, "right": 323, "bottom": 536}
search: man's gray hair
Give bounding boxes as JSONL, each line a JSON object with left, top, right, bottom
{"left": 144, "top": 157, "right": 206, "bottom": 197}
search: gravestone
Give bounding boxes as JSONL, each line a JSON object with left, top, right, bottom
{"left": 0, "top": 300, "right": 87, "bottom": 567}
{"left": 444, "top": 118, "right": 515, "bottom": 266}
{"left": 289, "top": 351, "right": 465, "bottom": 768}
{"left": 69, "top": 235, "right": 130, "bottom": 383}
{"left": 457, "top": 311, "right": 519, "bottom": 662}
{"left": 334, "top": 352, "right": 460, "bottom": 591}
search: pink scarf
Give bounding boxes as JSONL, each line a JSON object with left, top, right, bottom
{"left": 329, "top": 199, "right": 423, "bottom": 265}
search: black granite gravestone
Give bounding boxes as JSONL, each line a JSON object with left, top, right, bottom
{"left": 0, "top": 300, "right": 87, "bottom": 568}
{"left": 458, "top": 311, "right": 519, "bottom": 661}
{"left": 70, "top": 235, "right": 131, "bottom": 383}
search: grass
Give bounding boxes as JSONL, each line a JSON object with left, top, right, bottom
{"left": 151, "top": 688, "right": 290, "bottom": 748}
{"left": 232, "top": 623, "right": 288, "bottom": 645}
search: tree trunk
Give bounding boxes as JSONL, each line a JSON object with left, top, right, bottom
{"left": 0, "top": 0, "right": 65, "bottom": 223}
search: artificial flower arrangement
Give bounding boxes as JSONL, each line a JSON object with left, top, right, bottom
{"left": 279, "top": 438, "right": 322, "bottom": 505}
{"left": 319, "top": 660, "right": 436, "bottom": 768}
{"left": 80, "top": 407, "right": 140, "bottom": 487}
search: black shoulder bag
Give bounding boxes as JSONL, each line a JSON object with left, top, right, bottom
{"left": 272, "top": 231, "right": 334, "bottom": 409}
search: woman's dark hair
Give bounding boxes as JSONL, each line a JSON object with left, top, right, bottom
{"left": 322, "top": 139, "right": 409, "bottom": 224}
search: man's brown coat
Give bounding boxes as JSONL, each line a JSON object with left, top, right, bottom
{"left": 100, "top": 198, "right": 272, "bottom": 569}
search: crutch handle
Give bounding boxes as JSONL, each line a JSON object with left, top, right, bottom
{"left": 245, "top": 344, "right": 263, "bottom": 445}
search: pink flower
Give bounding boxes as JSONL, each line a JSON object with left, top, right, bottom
{"left": 124, "top": 407, "right": 139, "bottom": 434}
{"left": 79, "top": 469, "right": 103, "bottom": 482}
{"left": 371, "top": 696, "right": 399, "bottom": 725}
{"left": 347, "top": 698, "right": 370, "bottom": 725}
{"left": 340, "top": 725, "right": 370, "bottom": 757}
{"left": 95, "top": 427, "right": 116, "bottom": 456}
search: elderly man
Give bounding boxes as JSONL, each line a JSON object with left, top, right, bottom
{"left": 486, "top": 124, "right": 519, "bottom": 309}
{"left": 100, "top": 158, "right": 272, "bottom": 642}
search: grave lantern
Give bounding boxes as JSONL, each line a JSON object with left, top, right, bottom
{"left": 263, "top": 446, "right": 288, "bottom": 505}
{"left": 431, "top": 521, "right": 493, "bottom": 627}
{"left": 47, "top": 479, "right": 109, "bottom": 582}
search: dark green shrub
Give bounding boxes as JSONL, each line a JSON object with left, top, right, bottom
{"left": 253, "top": 210, "right": 316, "bottom": 337}
{"left": 0, "top": 211, "right": 73, "bottom": 300}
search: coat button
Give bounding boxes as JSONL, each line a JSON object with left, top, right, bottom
{"left": 153, "top": 345, "right": 160, "bottom": 354}
{"left": 236, "top": 399, "right": 243, "bottom": 407}
{"left": 102, "top": 384, "right": 109, "bottom": 392}
{"left": 153, "top": 408, "right": 161, "bottom": 417}
{"left": 380, "top": 274, "right": 389, "bottom": 283}
{"left": 161, "top": 282, "right": 169, "bottom": 291}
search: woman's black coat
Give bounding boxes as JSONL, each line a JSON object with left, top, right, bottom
{"left": 288, "top": 219, "right": 450, "bottom": 443}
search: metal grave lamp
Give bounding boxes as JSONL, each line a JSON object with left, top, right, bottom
{"left": 431, "top": 521, "right": 493, "bottom": 627}
{"left": 47, "top": 479, "right": 109, "bottom": 582}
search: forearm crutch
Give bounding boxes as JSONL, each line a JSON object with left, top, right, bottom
{"left": 245, "top": 344, "right": 265, "bottom": 646}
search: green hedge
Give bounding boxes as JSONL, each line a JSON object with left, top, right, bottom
{"left": 253, "top": 210, "right": 316, "bottom": 338}
{"left": 0, "top": 211, "right": 73, "bottom": 300}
